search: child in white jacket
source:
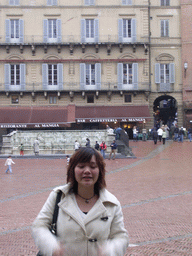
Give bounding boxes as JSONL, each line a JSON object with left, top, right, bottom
{"left": 5, "top": 155, "right": 15, "bottom": 174}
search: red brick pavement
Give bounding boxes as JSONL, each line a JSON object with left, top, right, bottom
{"left": 0, "top": 140, "right": 192, "bottom": 255}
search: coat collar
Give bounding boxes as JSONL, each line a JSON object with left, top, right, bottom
{"left": 54, "top": 184, "right": 118, "bottom": 206}
{"left": 54, "top": 184, "right": 118, "bottom": 231}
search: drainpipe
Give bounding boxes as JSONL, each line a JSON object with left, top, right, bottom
{"left": 148, "top": 0, "right": 151, "bottom": 92}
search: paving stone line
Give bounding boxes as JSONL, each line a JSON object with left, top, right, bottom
{"left": 1, "top": 224, "right": 191, "bottom": 249}
{"left": 1, "top": 142, "right": 172, "bottom": 204}
{"left": 134, "top": 233, "right": 192, "bottom": 246}
{"left": 122, "top": 190, "right": 192, "bottom": 208}
{"left": 107, "top": 141, "right": 172, "bottom": 175}
{"left": 0, "top": 185, "right": 59, "bottom": 203}
{"left": 0, "top": 226, "right": 31, "bottom": 236}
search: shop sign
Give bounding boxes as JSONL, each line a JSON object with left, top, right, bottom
{"left": 0, "top": 124, "right": 27, "bottom": 129}
{"left": 0, "top": 123, "right": 62, "bottom": 129}
{"left": 34, "top": 123, "right": 60, "bottom": 128}
{"left": 77, "top": 118, "right": 146, "bottom": 123}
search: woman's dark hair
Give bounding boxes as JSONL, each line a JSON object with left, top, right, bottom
{"left": 67, "top": 147, "right": 106, "bottom": 195}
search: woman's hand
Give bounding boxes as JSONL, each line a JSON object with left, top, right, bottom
{"left": 53, "top": 244, "right": 66, "bottom": 256}
{"left": 97, "top": 245, "right": 104, "bottom": 256}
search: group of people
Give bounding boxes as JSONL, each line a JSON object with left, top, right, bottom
{"left": 97, "top": 140, "right": 117, "bottom": 160}
{"left": 152, "top": 126, "right": 168, "bottom": 145}
{"left": 74, "top": 139, "right": 118, "bottom": 160}
{"left": 133, "top": 123, "right": 192, "bottom": 144}
{"left": 151, "top": 125, "right": 192, "bottom": 144}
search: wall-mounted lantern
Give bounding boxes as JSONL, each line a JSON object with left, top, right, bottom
{"left": 184, "top": 62, "right": 188, "bottom": 78}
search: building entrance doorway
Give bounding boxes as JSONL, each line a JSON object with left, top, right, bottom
{"left": 153, "top": 95, "right": 177, "bottom": 128}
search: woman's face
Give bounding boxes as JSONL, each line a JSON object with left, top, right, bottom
{"left": 74, "top": 155, "right": 99, "bottom": 189}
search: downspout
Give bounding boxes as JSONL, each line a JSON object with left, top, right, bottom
{"left": 148, "top": 0, "right": 151, "bottom": 92}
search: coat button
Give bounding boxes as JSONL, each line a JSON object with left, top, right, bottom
{"left": 88, "top": 238, "right": 97, "bottom": 242}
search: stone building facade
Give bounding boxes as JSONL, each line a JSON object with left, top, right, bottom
{"left": 0, "top": 0, "right": 182, "bottom": 138}
{"left": 181, "top": 0, "right": 192, "bottom": 128}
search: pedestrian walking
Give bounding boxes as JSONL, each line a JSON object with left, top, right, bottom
{"left": 99, "top": 141, "right": 107, "bottom": 159}
{"left": 108, "top": 140, "right": 117, "bottom": 160}
{"left": 74, "top": 140, "right": 80, "bottom": 151}
{"left": 32, "top": 147, "right": 128, "bottom": 256}
{"left": 5, "top": 155, "right": 15, "bottom": 174}
{"left": 20, "top": 143, "right": 24, "bottom": 156}
{"left": 94, "top": 141, "right": 100, "bottom": 150}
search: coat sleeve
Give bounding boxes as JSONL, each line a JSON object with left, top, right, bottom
{"left": 102, "top": 202, "right": 129, "bottom": 256}
{"left": 32, "top": 191, "right": 61, "bottom": 256}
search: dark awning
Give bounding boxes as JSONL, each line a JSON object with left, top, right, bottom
{"left": 76, "top": 105, "right": 151, "bottom": 123}
{"left": 0, "top": 105, "right": 151, "bottom": 129}
{"left": 0, "top": 105, "right": 76, "bottom": 128}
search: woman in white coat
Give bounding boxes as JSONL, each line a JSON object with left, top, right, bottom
{"left": 32, "top": 147, "right": 128, "bottom": 256}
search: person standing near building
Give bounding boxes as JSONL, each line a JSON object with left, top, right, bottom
{"left": 142, "top": 128, "right": 147, "bottom": 141}
{"left": 188, "top": 127, "right": 192, "bottom": 142}
{"left": 152, "top": 127, "right": 158, "bottom": 145}
{"left": 20, "top": 143, "right": 24, "bottom": 156}
{"left": 165, "top": 125, "right": 170, "bottom": 140}
{"left": 174, "top": 125, "right": 179, "bottom": 141}
{"left": 5, "top": 155, "right": 15, "bottom": 174}
{"left": 162, "top": 128, "right": 167, "bottom": 145}
{"left": 133, "top": 126, "right": 138, "bottom": 142}
{"left": 94, "top": 141, "right": 100, "bottom": 151}
{"left": 85, "top": 138, "right": 90, "bottom": 147}
{"left": 108, "top": 140, "right": 117, "bottom": 160}
{"left": 33, "top": 138, "right": 39, "bottom": 155}
{"left": 74, "top": 140, "right": 80, "bottom": 151}
{"left": 100, "top": 141, "right": 107, "bottom": 159}
{"left": 178, "top": 127, "right": 184, "bottom": 142}
{"left": 66, "top": 155, "right": 70, "bottom": 165}
{"left": 157, "top": 126, "right": 163, "bottom": 142}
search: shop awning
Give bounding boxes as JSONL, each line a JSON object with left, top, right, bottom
{"left": 76, "top": 105, "right": 151, "bottom": 123}
{"left": 0, "top": 105, "right": 76, "bottom": 128}
{"left": 0, "top": 105, "right": 151, "bottom": 129}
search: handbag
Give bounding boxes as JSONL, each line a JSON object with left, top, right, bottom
{"left": 36, "top": 190, "right": 62, "bottom": 256}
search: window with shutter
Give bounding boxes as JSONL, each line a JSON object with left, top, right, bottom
{"left": 160, "top": 0, "right": 170, "bottom": 6}
{"left": 47, "top": 0, "right": 57, "bottom": 6}
{"left": 118, "top": 63, "right": 138, "bottom": 90}
{"left": 122, "top": 0, "right": 132, "bottom": 5}
{"left": 5, "top": 64, "right": 25, "bottom": 91}
{"left": 9, "top": 0, "right": 20, "bottom": 5}
{"left": 81, "top": 19, "right": 99, "bottom": 43}
{"left": 118, "top": 18, "right": 136, "bottom": 43}
{"left": 44, "top": 19, "right": 61, "bottom": 43}
{"left": 161, "top": 20, "right": 169, "bottom": 37}
{"left": 155, "top": 63, "right": 175, "bottom": 91}
{"left": 80, "top": 63, "right": 101, "bottom": 90}
{"left": 42, "top": 64, "right": 62, "bottom": 90}
{"left": 85, "top": 0, "right": 95, "bottom": 5}
{"left": 6, "top": 19, "right": 24, "bottom": 43}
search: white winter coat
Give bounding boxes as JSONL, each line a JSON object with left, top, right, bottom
{"left": 32, "top": 184, "right": 129, "bottom": 256}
